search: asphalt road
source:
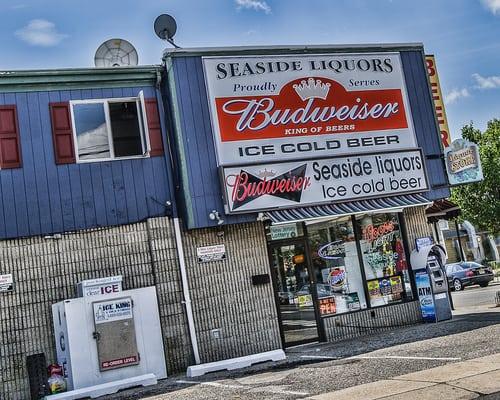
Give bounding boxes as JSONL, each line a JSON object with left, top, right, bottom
{"left": 451, "top": 281, "right": 500, "bottom": 310}
{"left": 106, "top": 284, "right": 500, "bottom": 400}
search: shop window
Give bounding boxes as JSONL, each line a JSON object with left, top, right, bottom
{"left": 71, "top": 97, "right": 150, "bottom": 162}
{"left": 357, "top": 213, "right": 413, "bottom": 307}
{"left": 307, "top": 217, "right": 368, "bottom": 316}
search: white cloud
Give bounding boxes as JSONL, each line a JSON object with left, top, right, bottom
{"left": 235, "top": 0, "right": 271, "bottom": 14}
{"left": 481, "top": 0, "right": 500, "bottom": 15}
{"left": 472, "top": 73, "right": 500, "bottom": 89}
{"left": 15, "top": 19, "right": 67, "bottom": 46}
{"left": 444, "top": 88, "right": 470, "bottom": 104}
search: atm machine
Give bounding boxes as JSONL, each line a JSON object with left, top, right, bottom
{"left": 410, "top": 243, "right": 452, "bottom": 322}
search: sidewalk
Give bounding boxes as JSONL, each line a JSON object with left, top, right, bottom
{"left": 308, "top": 353, "right": 500, "bottom": 400}
{"left": 105, "top": 307, "right": 500, "bottom": 399}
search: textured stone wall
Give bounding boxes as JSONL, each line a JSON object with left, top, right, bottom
{"left": 0, "top": 218, "right": 281, "bottom": 399}
{"left": 0, "top": 218, "right": 190, "bottom": 399}
{"left": 403, "top": 206, "right": 434, "bottom": 252}
{"left": 323, "top": 300, "right": 422, "bottom": 342}
{"left": 181, "top": 222, "right": 282, "bottom": 363}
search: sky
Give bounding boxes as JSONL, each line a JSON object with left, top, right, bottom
{"left": 0, "top": 0, "right": 499, "bottom": 138}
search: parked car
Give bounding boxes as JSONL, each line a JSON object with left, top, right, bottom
{"left": 445, "top": 262, "right": 494, "bottom": 291}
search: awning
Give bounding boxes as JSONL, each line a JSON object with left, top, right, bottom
{"left": 263, "top": 193, "right": 431, "bottom": 224}
{"left": 425, "top": 199, "right": 461, "bottom": 223}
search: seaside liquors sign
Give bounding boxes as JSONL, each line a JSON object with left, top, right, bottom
{"left": 221, "top": 149, "right": 428, "bottom": 213}
{"left": 203, "top": 53, "right": 417, "bottom": 165}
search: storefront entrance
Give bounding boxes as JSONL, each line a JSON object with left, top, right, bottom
{"left": 266, "top": 212, "right": 417, "bottom": 348}
{"left": 269, "top": 240, "right": 320, "bottom": 346}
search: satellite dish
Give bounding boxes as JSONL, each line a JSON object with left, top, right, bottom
{"left": 154, "top": 14, "right": 180, "bottom": 48}
{"left": 94, "top": 39, "right": 139, "bottom": 68}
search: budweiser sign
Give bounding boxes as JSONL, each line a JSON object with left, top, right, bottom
{"left": 221, "top": 149, "right": 429, "bottom": 213}
{"left": 217, "top": 77, "right": 408, "bottom": 141}
{"left": 226, "top": 164, "right": 310, "bottom": 210}
{"left": 203, "top": 53, "right": 417, "bottom": 165}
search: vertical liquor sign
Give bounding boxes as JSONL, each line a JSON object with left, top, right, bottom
{"left": 426, "top": 55, "right": 451, "bottom": 149}
{"left": 426, "top": 55, "right": 483, "bottom": 186}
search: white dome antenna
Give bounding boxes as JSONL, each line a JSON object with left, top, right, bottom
{"left": 94, "top": 38, "right": 139, "bottom": 68}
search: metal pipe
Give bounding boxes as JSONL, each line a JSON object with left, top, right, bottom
{"left": 454, "top": 219, "right": 465, "bottom": 262}
{"left": 173, "top": 217, "right": 201, "bottom": 365}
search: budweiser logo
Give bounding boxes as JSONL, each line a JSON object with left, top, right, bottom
{"left": 225, "top": 164, "right": 310, "bottom": 210}
{"left": 216, "top": 77, "right": 408, "bottom": 142}
{"left": 293, "top": 78, "right": 331, "bottom": 100}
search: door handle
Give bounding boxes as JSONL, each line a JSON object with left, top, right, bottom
{"left": 92, "top": 331, "right": 101, "bottom": 341}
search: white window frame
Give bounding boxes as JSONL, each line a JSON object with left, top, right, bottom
{"left": 69, "top": 96, "right": 150, "bottom": 163}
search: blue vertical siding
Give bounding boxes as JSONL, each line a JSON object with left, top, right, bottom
{"left": 401, "top": 50, "right": 451, "bottom": 200}
{"left": 0, "top": 86, "right": 173, "bottom": 240}
{"left": 166, "top": 56, "right": 256, "bottom": 229}
{"left": 166, "top": 49, "right": 451, "bottom": 230}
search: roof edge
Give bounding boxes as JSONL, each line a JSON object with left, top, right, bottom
{"left": 163, "top": 43, "right": 425, "bottom": 58}
{"left": 0, "top": 65, "right": 161, "bottom": 93}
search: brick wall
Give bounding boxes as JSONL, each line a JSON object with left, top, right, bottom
{"left": 323, "top": 301, "right": 422, "bottom": 342}
{"left": 181, "top": 222, "right": 282, "bottom": 363}
{"left": 0, "top": 218, "right": 188, "bottom": 399}
{"left": 0, "top": 218, "right": 281, "bottom": 399}
{"left": 403, "top": 206, "right": 433, "bottom": 252}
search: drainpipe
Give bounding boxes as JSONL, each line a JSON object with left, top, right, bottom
{"left": 154, "top": 72, "right": 200, "bottom": 365}
{"left": 173, "top": 217, "right": 201, "bottom": 365}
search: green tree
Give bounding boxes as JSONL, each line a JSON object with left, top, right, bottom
{"left": 451, "top": 119, "right": 500, "bottom": 235}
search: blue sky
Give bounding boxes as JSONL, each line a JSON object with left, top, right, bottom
{"left": 0, "top": 0, "right": 499, "bottom": 138}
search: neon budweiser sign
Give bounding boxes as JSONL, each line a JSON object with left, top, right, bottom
{"left": 215, "top": 77, "right": 408, "bottom": 142}
{"left": 225, "top": 165, "right": 310, "bottom": 210}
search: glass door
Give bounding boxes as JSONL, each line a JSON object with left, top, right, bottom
{"left": 269, "top": 241, "right": 319, "bottom": 346}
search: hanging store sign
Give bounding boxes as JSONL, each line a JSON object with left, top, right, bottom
{"left": 221, "top": 149, "right": 428, "bottom": 213}
{"left": 444, "top": 139, "right": 483, "bottom": 185}
{"left": 203, "top": 53, "right": 417, "bottom": 165}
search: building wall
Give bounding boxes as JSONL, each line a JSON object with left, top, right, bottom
{"left": 323, "top": 301, "right": 422, "bottom": 342}
{"left": 181, "top": 222, "right": 282, "bottom": 363}
{"left": 0, "top": 217, "right": 190, "bottom": 400}
{"left": 403, "top": 206, "right": 434, "bottom": 252}
{"left": 163, "top": 59, "right": 256, "bottom": 230}
{"left": 400, "top": 51, "right": 450, "bottom": 201}
{"left": 164, "top": 47, "right": 450, "bottom": 230}
{"left": 0, "top": 86, "right": 172, "bottom": 240}
{"left": 0, "top": 217, "right": 281, "bottom": 399}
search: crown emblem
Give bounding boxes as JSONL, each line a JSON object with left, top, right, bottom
{"left": 293, "top": 78, "right": 331, "bottom": 101}
{"left": 258, "top": 168, "right": 276, "bottom": 179}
